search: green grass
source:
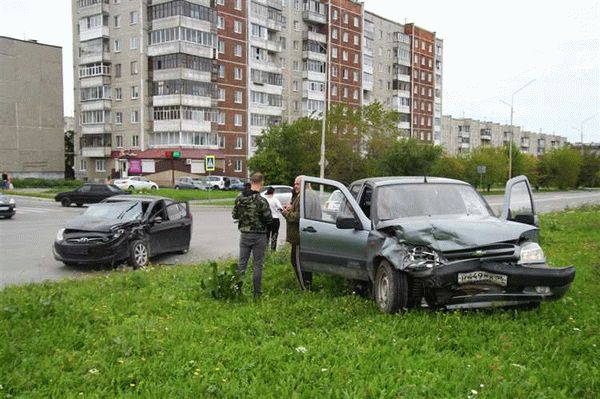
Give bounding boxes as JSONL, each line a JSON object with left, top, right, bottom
{"left": 1, "top": 209, "right": 599, "bottom": 397}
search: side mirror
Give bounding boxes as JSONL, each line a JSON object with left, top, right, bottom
{"left": 336, "top": 216, "right": 359, "bottom": 230}
{"left": 151, "top": 216, "right": 163, "bottom": 224}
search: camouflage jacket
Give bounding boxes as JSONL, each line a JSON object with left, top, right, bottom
{"left": 232, "top": 189, "right": 273, "bottom": 233}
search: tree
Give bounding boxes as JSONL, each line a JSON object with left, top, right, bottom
{"left": 538, "top": 147, "right": 582, "bottom": 189}
{"left": 430, "top": 156, "right": 466, "bottom": 180}
{"left": 578, "top": 148, "right": 600, "bottom": 187}
{"left": 64, "top": 130, "right": 75, "bottom": 179}
{"left": 376, "top": 138, "right": 443, "bottom": 177}
{"left": 463, "top": 147, "right": 507, "bottom": 188}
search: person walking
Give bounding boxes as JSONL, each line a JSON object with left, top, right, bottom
{"left": 263, "top": 186, "right": 283, "bottom": 251}
{"left": 232, "top": 172, "right": 273, "bottom": 298}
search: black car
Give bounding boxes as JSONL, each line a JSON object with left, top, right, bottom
{"left": 53, "top": 195, "right": 192, "bottom": 268}
{"left": 0, "top": 194, "right": 16, "bottom": 219}
{"left": 54, "top": 184, "right": 129, "bottom": 207}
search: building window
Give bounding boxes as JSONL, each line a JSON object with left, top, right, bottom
{"left": 131, "top": 86, "right": 139, "bottom": 99}
{"left": 114, "top": 15, "right": 120, "bottom": 28}
{"left": 234, "top": 114, "right": 242, "bottom": 127}
{"left": 218, "top": 112, "right": 225, "bottom": 125}
{"left": 218, "top": 64, "right": 225, "bottom": 78}
{"left": 234, "top": 90, "right": 242, "bottom": 103}
{"left": 218, "top": 135, "right": 225, "bottom": 148}
{"left": 234, "top": 159, "right": 242, "bottom": 172}
{"left": 331, "top": 47, "right": 337, "bottom": 59}
{"left": 216, "top": 0, "right": 224, "bottom": 4}
{"left": 292, "top": 60, "right": 299, "bottom": 71}
{"left": 343, "top": 87, "right": 348, "bottom": 98}
{"left": 217, "top": 16, "right": 224, "bottom": 29}
{"left": 116, "top": 135, "right": 123, "bottom": 147}
{"left": 80, "top": 159, "right": 87, "bottom": 171}
{"left": 114, "top": 39, "right": 121, "bottom": 52}
{"left": 115, "top": 112, "right": 123, "bottom": 124}
{"left": 129, "top": 11, "right": 138, "bottom": 25}
{"left": 292, "top": 80, "right": 299, "bottom": 91}
{"left": 114, "top": 87, "right": 122, "bottom": 100}
{"left": 130, "top": 36, "right": 138, "bottom": 50}
{"left": 95, "top": 159, "right": 106, "bottom": 172}
{"left": 131, "top": 110, "right": 139, "bottom": 123}
{"left": 354, "top": 16, "right": 359, "bottom": 28}
{"left": 132, "top": 135, "right": 139, "bottom": 147}
{"left": 353, "top": 53, "right": 358, "bottom": 64}
{"left": 234, "top": 67, "right": 242, "bottom": 80}
{"left": 332, "top": 9, "right": 338, "bottom": 20}
{"left": 331, "top": 85, "right": 337, "bottom": 96}
{"left": 342, "top": 50, "right": 348, "bottom": 61}
{"left": 234, "top": 0, "right": 241, "bottom": 10}
{"left": 218, "top": 40, "right": 225, "bottom": 54}
{"left": 114, "top": 63, "right": 121, "bottom": 78}
{"left": 234, "top": 44, "right": 242, "bottom": 57}
{"left": 293, "top": 20, "right": 299, "bottom": 31}
{"left": 235, "top": 136, "right": 243, "bottom": 149}
{"left": 343, "top": 13, "right": 348, "bottom": 24}
{"left": 130, "top": 61, "right": 138, "bottom": 75}
{"left": 218, "top": 88, "right": 225, "bottom": 101}
{"left": 234, "top": 20, "right": 242, "bottom": 33}
{"left": 354, "top": 35, "right": 359, "bottom": 46}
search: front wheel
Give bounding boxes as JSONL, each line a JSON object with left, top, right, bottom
{"left": 174, "top": 185, "right": 180, "bottom": 190}
{"left": 128, "top": 185, "right": 135, "bottom": 191}
{"left": 60, "top": 197, "right": 71, "bottom": 207}
{"left": 150, "top": 185, "right": 158, "bottom": 190}
{"left": 374, "top": 260, "right": 408, "bottom": 313}
{"left": 128, "top": 240, "right": 149, "bottom": 269}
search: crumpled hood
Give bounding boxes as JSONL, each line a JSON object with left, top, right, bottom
{"left": 378, "top": 215, "right": 537, "bottom": 253}
{"left": 65, "top": 216, "right": 125, "bottom": 233}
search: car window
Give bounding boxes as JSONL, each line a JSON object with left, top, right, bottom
{"left": 108, "top": 184, "right": 122, "bottom": 192}
{"left": 349, "top": 184, "right": 361, "bottom": 199}
{"left": 78, "top": 185, "right": 91, "bottom": 193}
{"left": 359, "top": 187, "right": 372, "bottom": 219}
{"left": 131, "top": 177, "right": 139, "bottom": 181}
{"left": 166, "top": 202, "right": 187, "bottom": 220}
{"left": 303, "top": 182, "right": 357, "bottom": 224}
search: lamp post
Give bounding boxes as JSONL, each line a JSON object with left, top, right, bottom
{"left": 319, "top": 0, "right": 331, "bottom": 179}
{"left": 575, "top": 113, "right": 599, "bottom": 155}
{"left": 500, "top": 79, "right": 536, "bottom": 180}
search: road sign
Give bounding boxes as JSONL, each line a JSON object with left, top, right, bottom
{"left": 477, "top": 165, "right": 487, "bottom": 174}
{"left": 205, "top": 155, "right": 215, "bottom": 172}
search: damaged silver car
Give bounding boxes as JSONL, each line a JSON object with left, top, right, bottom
{"left": 297, "top": 175, "right": 575, "bottom": 313}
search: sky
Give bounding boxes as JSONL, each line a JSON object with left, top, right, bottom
{"left": 0, "top": 0, "right": 598, "bottom": 143}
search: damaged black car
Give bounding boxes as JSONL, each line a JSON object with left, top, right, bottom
{"left": 296, "top": 175, "right": 575, "bottom": 313}
{"left": 53, "top": 195, "right": 192, "bottom": 269}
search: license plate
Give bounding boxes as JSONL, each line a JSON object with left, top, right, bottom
{"left": 68, "top": 246, "right": 88, "bottom": 255}
{"left": 458, "top": 271, "right": 507, "bottom": 286}
{"left": 0, "top": 206, "right": 8, "bottom": 211}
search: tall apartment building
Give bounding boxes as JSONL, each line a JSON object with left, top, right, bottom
{"left": 441, "top": 115, "right": 567, "bottom": 157}
{"left": 72, "top": 0, "right": 442, "bottom": 183}
{"left": 0, "top": 36, "right": 64, "bottom": 179}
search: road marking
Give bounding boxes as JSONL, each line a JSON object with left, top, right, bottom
{"left": 15, "top": 207, "right": 63, "bottom": 214}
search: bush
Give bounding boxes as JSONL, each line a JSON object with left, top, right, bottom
{"left": 11, "top": 178, "right": 83, "bottom": 189}
{"left": 200, "top": 261, "right": 243, "bottom": 300}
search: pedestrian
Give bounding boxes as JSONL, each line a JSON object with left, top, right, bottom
{"left": 282, "top": 175, "right": 321, "bottom": 290}
{"left": 1, "top": 172, "right": 7, "bottom": 190}
{"left": 264, "top": 186, "right": 283, "bottom": 251}
{"left": 232, "top": 172, "right": 273, "bottom": 298}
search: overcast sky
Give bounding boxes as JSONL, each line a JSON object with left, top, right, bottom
{"left": 1, "top": 0, "right": 598, "bottom": 143}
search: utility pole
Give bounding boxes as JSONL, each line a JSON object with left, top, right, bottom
{"left": 319, "top": 0, "right": 331, "bottom": 179}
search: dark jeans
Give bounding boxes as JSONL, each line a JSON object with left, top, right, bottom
{"left": 266, "top": 218, "right": 280, "bottom": 250}
{"left": 238, "top": 232, "right": 267, "bottom": 296}
{"left": 290, "top": 244, "right": 312, "bottom": 290}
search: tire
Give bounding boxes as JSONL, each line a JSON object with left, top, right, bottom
{"left": 150, "top": 185, "right": 158, "bottom": 190}
{"left": 60, "top": 197, "right": 71, "bottom": 207}
{"left": 374, "top": 260, "right": 408, "bottom": 313}
{"left": 174, "top": 185, "right": 180, "bottom": 190}
{"left": 128, "top": 240, "right": 149, "bottom": 269}
{"left": 128, "top": 185, "right": 135, "bottom": 190}
{"left": 76, "top": 203, "right": 83, "bottom": 207}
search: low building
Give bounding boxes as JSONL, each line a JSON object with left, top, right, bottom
{"left": 0, "top": 36, "right": 64, "bottom": 179}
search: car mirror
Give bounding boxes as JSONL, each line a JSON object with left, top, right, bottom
{"left": 151, "top": 216, "right": 163, "bottom": 224}
{"left": 336, "top": 216, "right": 359, "bottom": 230}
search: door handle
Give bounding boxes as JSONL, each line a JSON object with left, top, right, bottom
{"left": 302, "top": 226, "right": 317, "bottom": 233}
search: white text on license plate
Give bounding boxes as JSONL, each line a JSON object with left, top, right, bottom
{"left": 458, "top": 271, "right": 507, "bottom": 286}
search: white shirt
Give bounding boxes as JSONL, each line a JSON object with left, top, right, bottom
{"left": 265, "top": 195, "right": 283, "bottom": 219}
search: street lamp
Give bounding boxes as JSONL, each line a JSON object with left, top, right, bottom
{"left": 319, "top": 0, "right": 332, "bottom": 179}
{"left": 500, "top": 79, "right": 536, "bottom": 179}
{"left": 574, "top": 113, "right": 599, "bottom": 155}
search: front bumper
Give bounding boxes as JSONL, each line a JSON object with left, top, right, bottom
{"left": 0, "top": 204, "right": 16, "bottom": 217}
{"left": 53, "top": 235, "right": 130, "bottom": 265}
{"left": 423, "top": 260, "right": 575, "bottom": 306}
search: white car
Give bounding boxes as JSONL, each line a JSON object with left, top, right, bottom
{"left": 261, "top": 185, "right": 293, "bottom": 206}
{"left": 113, "top": 176, "right": 159, "bottom": 190}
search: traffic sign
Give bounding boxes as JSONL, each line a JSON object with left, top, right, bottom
{"left": 172, "top": 151, "right": 181, "bottom": 159}
{"left": 205, "top": 155, "right": 215, "bottom": 172}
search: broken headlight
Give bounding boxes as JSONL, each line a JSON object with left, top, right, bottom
{"left": 518, "top": 242, "right": 546, "bottom": 265}
{"left": 403, "top": 246, "right": 440, "bottom": 271}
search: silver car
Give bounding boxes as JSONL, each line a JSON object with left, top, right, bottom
{"left": 296, "top": 175, "right": 575, "bottom": 313}
{"left": 260, "top": 185, "right": 293, "bottom": 206}
{"left": 174, "top": 176, "right": 206, "bottom": 190}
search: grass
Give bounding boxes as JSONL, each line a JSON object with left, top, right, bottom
{"left": 1, "top": 209, "right": 599, "bottom": 397}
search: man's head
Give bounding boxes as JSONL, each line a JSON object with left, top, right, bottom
{"left": 293, "top": 175, "right": 303, "bottom": 194}
{"left": 250, "top": 172, "right": 265, "bottom": 191}
{"left": 266, "top": 186, "right": 274, "bottom": 195}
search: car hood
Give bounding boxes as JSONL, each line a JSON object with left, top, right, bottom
{"left": 377, "top": 215, "right": 537, "bottom": 252}
{"left": 65, "top": 216, "right": 132, "bottom": 233}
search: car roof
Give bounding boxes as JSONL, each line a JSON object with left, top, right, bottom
{"left": 104, "top": 194, "right": 168, "bottom": 203}
{"left": 350, "top": 176, "right": 470, "bottom": 187}
{"left": 262, "top": 185, "right": 292, "bottom": 189}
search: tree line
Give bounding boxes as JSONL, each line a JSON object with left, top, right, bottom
{"left": 249, "top": 103, "right": 599, "bottom": 190}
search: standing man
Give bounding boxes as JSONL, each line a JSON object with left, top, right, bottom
{"left": 263, "top": 186, "right": 283, "bottom": 251}
{"left": 232, "top": 172, "right": 272, "bottom": 298}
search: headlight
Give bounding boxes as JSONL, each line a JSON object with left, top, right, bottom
{"left": 56, "top": 228, "right": 65, "bottom": 242}
{"left": 403, "top": 246, "right": 440, "bottom": 270}
{"left": 9, "top": 198, "right": 15, "bottom": 204}
{"left": 112, "top": 228, "right": 125, "bottom": 239}
{"left": 519, "top": 242, "right": 546, "bottom": 264}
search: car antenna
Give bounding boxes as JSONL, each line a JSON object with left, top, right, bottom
{"left": 424, "top": 175, "right": 428, "bottom": 183}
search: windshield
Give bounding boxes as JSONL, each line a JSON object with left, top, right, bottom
{"left": 376, "top": 183, "right": 491, "bottom": 220}
{"left": 84, "top": 201, "right": 143, "bottom": 221}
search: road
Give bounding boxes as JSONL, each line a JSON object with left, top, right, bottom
{"left": 1, "top": 191, "right": 600, "bottom": 288}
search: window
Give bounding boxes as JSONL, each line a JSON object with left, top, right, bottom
{"left": 216, "top": 0, "right": 224, "bottom": 4}
{"left": 116, "top": 135, "right": 123, "bottom": 147}
{"left": 129, "top": 11, "right": 138, "bottom": 25}
{"left": 114, "top": 15, "right": 120, "bottom": 28}
{"left": 343, "top": 13, "right": 348, "bottom": 24}
{"left": 218, "top": 64, "right": 225, "bottom": 78}
{"left": 80, "top": 159, "right": 87, "bottom": 171}
{"left": 218, "top": 135, "right": 225, "bottom": 148}
{"left": 342, "top": 32, "right": 348, "bottom": 42}
{"left": 343, "top": 87, "right": 348, "bottom": 98}
{"left": 234, "top": 90, "right": 242, "bottom": 103}
{"left": 115, "top": 87, "right": 122, "bottom": 100}
{"left": 353, "top": 71, "right": 359, "bottom": 82}
{"left": 114, "top": 63, "right": 121, "bottom": 77}
{"left": 303, "top": 182, "right": 354, "bottom": 224}
{"left": 354, "top": 35, "right": 359, "bottom": 46}
{"left": 354, "top": 16, "right": 359, "bottom": 28}
{"left": 235, "top": 136, "right": 243, "bottom": 149}
{"left": 114, "top": 39, "right": 121, "bottom": 52}
{"left": 95, "top": 159, "right": 106, "bottom": 172}
{"left": 234, "top": 67, "right": 242, "bottom": 80}
{"left": 132, "top": 135, "right": 139, "bottom": 147}
{"left": 115, "top": 112, "right": 123, "bottom": 124}
{"left": 353, "top": 89, "right": 358, "bottom": 100}
{"left": 234, "top": 159, "right": 242, "bottom": 172}
{"left": 129, "top": 85, "right": 139, "bottom": 99}
{"left": 331, "top": 47, "right": 337, "bottom": 59}
{"left": 218, "top": 112, "right": 225, "bottom": 125}
{"left": 130, "top": 36, "right": 138, "bottom": 50}
{"left": 234, "top": 20, "right": 242, "bottom": 33}
{"left": 234, "top": 114, "right": 242, "bottom": 127}
{"left": 332, "top": 9, "right": 338, "bottom": 20}
{"left": 293, "top": 20, "right": 299, "bottom": 30}
{"left": 234, "top": 0, "right": 241, "bottom": 10}
{"left": 130, "top": 61, "right": 138, "bottom": 75}
{"left": 217, "top": 16, "right": 224, "bottom": 29}
{"left": 218, "top": 88, "right": 225, "bottom": 101}
{"left": 342, "top": 50, "right": 348, "bottom": 61}
{"left": 331, "top": 85, "right": 337, "bottom": 96}
{"left": 353, "top": 53, "right": 358, "bottom": 64}
{"left": 293, "top": 40, "right": 299, "bottom": 51}
{"left": 218, "top": 40, "right": 225, "bottom": 54}
{"left": 234, "top": 44, "right": 242, "bottom": 57}
{"left": 131, "top": 110, "right": 139, "bottom": 123}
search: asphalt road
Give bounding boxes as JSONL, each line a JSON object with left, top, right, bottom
{"left": 1, "top": 190, "right": 600, "bottom": 288}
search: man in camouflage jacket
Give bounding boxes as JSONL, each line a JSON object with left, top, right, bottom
{"left": 232, "top": 172, "right": 272, "bottom": 297}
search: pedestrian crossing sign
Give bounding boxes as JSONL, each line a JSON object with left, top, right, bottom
{"left": 205, "top": 155, "right": 215, "bottom": 172}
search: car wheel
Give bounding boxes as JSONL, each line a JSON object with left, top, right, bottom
{"left": 76, "top": 203, "right": 83, "bottom": 207}
{"left": 174, "top": 185, "right": 180, "bottom": 190}
{"left": 150, "top": 185, "right": 158, "bottom": 190}
{"left": 178, "top": 247, "right": 189, "bottom": 255}
{"left": 5, "top": 214, "right": 13, "bottom": 219}
{"left": 374, "top": 260, "right": 408, "bottom": 313}
{"left": 60, "top": 197, "right": 71, "bottom": 207}
{"left": 128, "top": 240, "right": 149, "bottom": 269}
{"left": 213, "top": 185, "right": 219, "bottom": 190}
{"left": 128, "top": 185, "right": 135, "bottom": 190}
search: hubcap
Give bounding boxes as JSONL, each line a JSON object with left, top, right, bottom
{"left": 134, "top": 243, "right": 148, "bottom": 266}
{"left": 378, "top": 272, "right": 389, "bottom": 306}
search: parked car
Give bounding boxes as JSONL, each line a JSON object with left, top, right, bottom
{"left": 53, "top": 195, "right": 192, "bottom": 269}
{"left": 113, "top": 176, "right": 159, "bottom": 191}
{"left": 0, "top": 194, "right": 16, "bottom": 219}
{"left": 174, "top": 176, "right": 206, "bottom": 190}
{"left": 202, "top": 176, "right": 228, "bottom": 190}
{"left": 227, "top": 177, "right": 246, "bottom": 191}
{"left": 260, "top": 185, "right": 293, "bottom": 206}
{"left": 54, "top": 183, "right": 129, "bottom": 207}
{"left": 295, "top": 175, "right": 575, "bottom": 313}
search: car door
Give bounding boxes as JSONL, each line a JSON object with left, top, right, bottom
{"left": 89, "top": 185, "right": 108, "bottom": 203}
{"left": 147, "top": 200, "right": 191, "bottom": 255}
{"left": 500, "top": 175, "right": 538, "bottom": 226}
{"left": 298, "top": 176, "right": 371, "bottom": 280}
{"left": 72, "top": 184, "right": 92, "bottom": 203}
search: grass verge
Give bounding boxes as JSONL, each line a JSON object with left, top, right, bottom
{"left": 1, "top": 209, "right": 599, "bottom": 397}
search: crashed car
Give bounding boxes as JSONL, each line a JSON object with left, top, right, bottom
{"left": 53, "top": 195, "right": 192, "bottom": 269}
{"left": 297, "top": 175, "right": 575, "bottom": 313}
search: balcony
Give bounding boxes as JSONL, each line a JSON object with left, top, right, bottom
{"left": 521, "top": 138, "right": 530, "bottom": 148}
{"left": 148, "top": 41, "right": 213, "bottom": 59}
{"left": 395, "top": 73, "right": 411, "bottom": 83}
{"left": 80, "top": 75, "right": 111, "bottom": 88}
{"left": 151, "top": 15, "right": 212, "bottom": 33}
{"left": 302, "top": 70, "right": 326, "bottom": 82}
{"left": 153, "top": 94, "right": 213, "bottom": 108}
{"left": 397, "top": 121, "right": 410, "bottom": 130}
{"left": 81, "top": 146, "right": 112, "bottom": 158}
{"left": 81, "top": 99, "right": 112, "bottom": 112}
{"left": 480, "top": 130, "right": 492, "bottom": 140}
{"left": 302, "top": 50, "right": 326, "bottom": 63}
{"left": 77, "top": 1, "right": 109, "bottom": 17}
{"left": 81, "top": 123, "right": 111, "bottom": 134}
{"left": 459, "top": 142, "right": 470, "bottom": 149}
{"left": 303, "top": 31, "right": 327, "bottom": 44}
{"left": 79, "top": 52, "right": 111, "bottom": 65}
{"left": 250, "top": 36, "right": 282, "bottom": 53}
{"left": 152, "top": 68, "right": 211, "bottom": 83}
{"left": 153, "top": 119, "right": 213, "bottom": 133}
{"left": 250, "top": 59, "right": 280, "bottom": 74}
{"left": 302, "top": 89, "right": 326, "bottom": 101}
{"left": 80, "top": 26, "right": 109, "bottom": 42}
{"left": 302, "top": 10, "right": 327, "bottom": 25}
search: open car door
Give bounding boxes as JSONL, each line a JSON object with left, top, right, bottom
{"left": 500, "top": 175, "right": 538, "bottom": 226}
{"left": 298, "top": 176, "right": 371, "bottom": 280}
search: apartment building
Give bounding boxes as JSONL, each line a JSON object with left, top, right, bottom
{"left": 441, "top": 115, "right": 567, "bottom": 157}
{"left": 0, "top": 36, "right": 64, "bottom": 179}
{"left": 72, "top": 0, "right": 443, "bottom": 183}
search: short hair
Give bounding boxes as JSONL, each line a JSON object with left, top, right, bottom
{"left": 250, "top": 172, "right": 264, "bottom": 184}
{"left": 266, "top": 186, "right": 274, "bottom": 194}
